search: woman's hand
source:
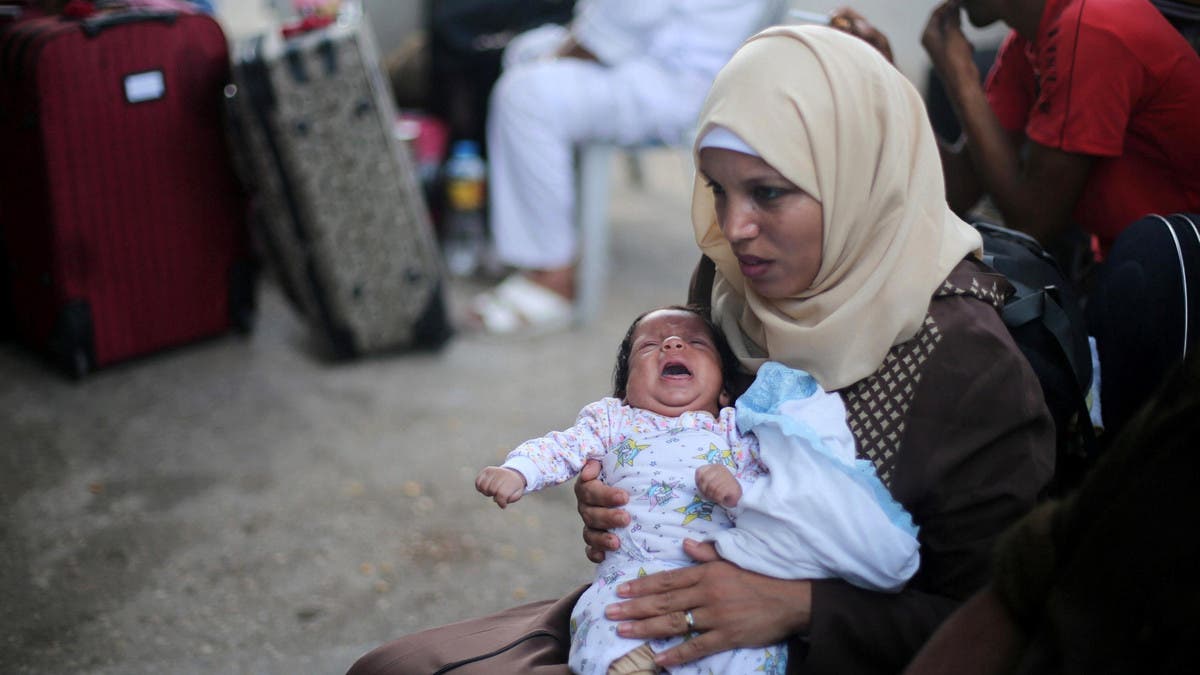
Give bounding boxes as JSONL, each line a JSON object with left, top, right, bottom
{"left": 574, "top": 459, "right": 630, "bottom": 563}
{"left": 830, "top": 7, "right": 895, "bottom": 64}
{"left": 605, "top": 539, "right": 813, "bottom": 668}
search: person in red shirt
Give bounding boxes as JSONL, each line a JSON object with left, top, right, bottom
{"left": 839, "top": 0, "right": 1200, "bottom": 257}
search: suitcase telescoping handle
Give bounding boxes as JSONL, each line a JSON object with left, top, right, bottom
{"left": 80, "top": 10, "right": 179, "bottom": 38}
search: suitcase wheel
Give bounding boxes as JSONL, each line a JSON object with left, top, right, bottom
{"left": 68, "top": 348, "right": 91, "bottom": 380}
{"left": 229, "top": 260, "right": 260, "bottom": 336}
{"left": 50, "top": 300, "right": 95, "bottom": 379}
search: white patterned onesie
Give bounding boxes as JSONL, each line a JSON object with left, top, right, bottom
{"left": 501, "top": 363, "right": 921, "bottom": 675}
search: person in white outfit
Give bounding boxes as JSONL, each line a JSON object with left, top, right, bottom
{"left": 476, "top": 306, "right": 920, "bottom": 674}
{"left": 471, "top": 0, "right": 778, "bottom": 333}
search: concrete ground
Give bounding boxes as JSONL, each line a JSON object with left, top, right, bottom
{"left": 0, "top": 151, "right": 700, "bottom": 674}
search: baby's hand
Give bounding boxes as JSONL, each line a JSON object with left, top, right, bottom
{"left": 695, "top": 464, "right": 741, "bottom": 508}
{"left": 475, "top": 466, "right": 527, "bottom": 509}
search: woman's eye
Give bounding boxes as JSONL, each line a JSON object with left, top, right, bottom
{"left": 705, "top": 179, "right": 725, "bottom": 197}
{"left": 753, "top": 186, "right": 785, "bottom": 202}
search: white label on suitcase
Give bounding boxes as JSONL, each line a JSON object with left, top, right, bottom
{"left": 124, "top": 70, "right": 166, "bottom": 104}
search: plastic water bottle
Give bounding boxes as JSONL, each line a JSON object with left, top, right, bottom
{"left": 442, "top": 140, "right": 487, "bottom": 277}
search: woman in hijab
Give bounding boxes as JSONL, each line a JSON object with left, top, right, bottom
{"left": 347, "top": 25, "right": 1054, "bottom": 675}
{"left": 575, "top": 25, "right": 1054, "bottom": 673}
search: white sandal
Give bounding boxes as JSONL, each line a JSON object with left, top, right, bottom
{"left": 470, "top": 275, "right": 575, "bottom": 335}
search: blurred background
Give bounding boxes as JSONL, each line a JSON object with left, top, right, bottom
{"left": 0, "top": 1, "right": 1007, "bottom": 673}
{"left": 221, "top": 1, "right": 1007, "bottom": 93}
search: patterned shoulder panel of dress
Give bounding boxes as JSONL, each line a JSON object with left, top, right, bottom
{"left": 841, "top": 314, "right": 942, "bottom": 488}
{"left": 936, "top": 264, "right": 1009, "bottom": 310}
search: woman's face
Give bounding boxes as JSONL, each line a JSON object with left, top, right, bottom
{"left": 699, "top": 147, "right": 824, "bottom": 299}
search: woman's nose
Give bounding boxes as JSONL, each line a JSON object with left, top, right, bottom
{"left": 662, "top": 336, "right": 684, "bottom": 350}
{"left": 720, "top": 203, "right": 758, "bottom": 242}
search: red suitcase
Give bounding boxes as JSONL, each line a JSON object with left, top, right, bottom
{"left": 0, "top": 7, "right": 254, "bottom": 376}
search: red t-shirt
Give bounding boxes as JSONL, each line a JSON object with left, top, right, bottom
{"left": 985, "top": 0, "right": 1200, "bottom": 253}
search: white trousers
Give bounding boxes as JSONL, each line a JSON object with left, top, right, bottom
{"left": 486, "top": 27, "right": 710, "bottom": 270}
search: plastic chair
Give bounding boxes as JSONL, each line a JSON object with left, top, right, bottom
{"left": 572, "top": 140, "right": 695, "bottom": 324}
{"left": 572, "top": 143, "right": 617, "bottom": 324}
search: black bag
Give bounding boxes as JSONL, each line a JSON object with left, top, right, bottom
{"left": 1152, "top": 0, "right": 1200, "bottom": 54}
{"left": 428, "top": 0, "right": 576, "bottom": 150}
{"left": 975, "top": 221, "right": 1095, "bottom": 496}
{"left": 1086, "top": 213, "right": 1200, "bottom": 439}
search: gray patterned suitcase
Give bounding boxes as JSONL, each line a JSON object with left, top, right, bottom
{"left": 228, "top": 15, "right": 450, "bottom": 358}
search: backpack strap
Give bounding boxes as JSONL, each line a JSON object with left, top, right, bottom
{"left": 1002, "top": 285, "right": 1090, "bottom": 396}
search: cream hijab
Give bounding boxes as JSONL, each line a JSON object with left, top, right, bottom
{"left": 693, "top": 25, "right": 982, "bottom": 391}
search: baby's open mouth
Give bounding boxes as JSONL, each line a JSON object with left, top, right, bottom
{"left": 662, "top": 363, "right": 691, "bottom": 377}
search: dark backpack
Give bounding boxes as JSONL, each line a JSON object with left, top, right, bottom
{"left": 428, "top": 0, "right": 577, "bottom": 150}
{"left": 974, "top": 222, "right": 1096, "bottom": 496}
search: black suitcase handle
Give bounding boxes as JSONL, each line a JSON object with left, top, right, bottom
{"left": 81, "top": 9, "right": 178, "bottom": 38}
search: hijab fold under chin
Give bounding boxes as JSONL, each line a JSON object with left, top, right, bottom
{"left": 692, "top": 25, "right": 982, "bottom": 391}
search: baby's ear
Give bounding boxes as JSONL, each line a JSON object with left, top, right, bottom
{"left": 719, "top": 390, "right": 731, "bottom": 407}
